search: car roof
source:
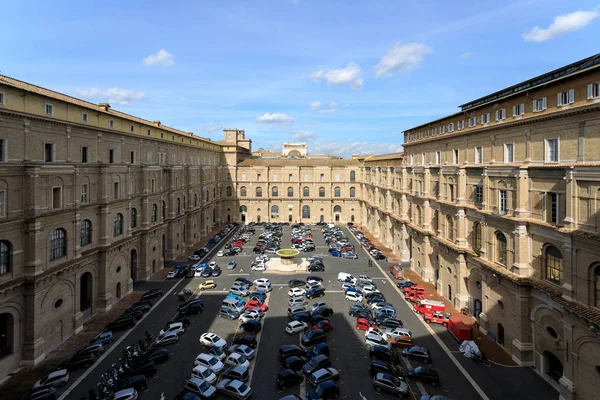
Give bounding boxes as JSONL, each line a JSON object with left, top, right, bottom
{"left": 114, "top": 388, "right": 136, "bottom": 396}
{"left": 46, "top": 369, "right": 68, "bottom": 379}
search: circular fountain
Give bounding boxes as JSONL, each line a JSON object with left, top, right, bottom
{"left": 276, "top": 249, "right": 300, "bottom": 265}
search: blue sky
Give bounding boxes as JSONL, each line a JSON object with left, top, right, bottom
{"left": 2, "top": 0, "right": 599, "bottom": 157}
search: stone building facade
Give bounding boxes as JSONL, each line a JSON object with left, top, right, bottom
{"left": 360, "top": 54, "right": 600, "bottom": 400}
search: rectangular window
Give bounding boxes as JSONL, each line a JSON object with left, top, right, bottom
{"left": 147, "top": 128, "right": 151, "bottom": 136}
{"left": 440, "top": 125, "right": 446, "bottom": 134}
{"left": 81, "top": 184, "right": 88, "bottom": 204}
{"left": 557, "top": 89, "right": 575, "bottom": 106}
{"left": 273, "top": 173, "right": 277, "bottom": 181}
{"left": 546, "top": 139, "right": 559, "bottom": 162}
{"left": 52, "top": 187, "right": 62, "bottom": 209}
{"left": 475, "top": 147, "right": 483, "bottom": 164}
{"left": 512, "top": 103, "right": 525, "bottom": 117}
{"left": 130, "top": 180, "right": 134, "bottom": 195}
{"left": 44, "top": 143, "right": 54, "bottom": 162}
{"left": 114, "top": 182, "right": 119, "bottom": 199}
{"left": 495, "top": 108, "right": 506, "bottom": 121}
{"left": 480, "top": 113, "right": 490, "bottom": 124}
{"left": 448, "top": 122, "right": 454, "bottom": 132}
{"left": 410, "top": 154, "right": 414, "bottom": 166}
{"left": 588, "top": 82, "right": 600, "bottom": 99}
{"left": 241, "top": 173, "right": 246, "bottom": 180}
{"left": 82, "top": 113, "right": 88, "bottom": 123}
{"left": 0, "top": 92, "right": 4, "bottom": 106}
{"left": 160, "top": 132, "right": 164, "bottom": 138}
{"left": 417, "top": 181, "right": 422, "bottom": 196}
{"left": 130, "top": 151, "right": 135, "bottom": 164}
{"left": 453, "top": 149, "right": 459, "bottom": 164}
{"left": 504, "top": 143, "right": 514, "bottom": 163}
{"left": 257, "top": 174, "right": 262, "bottom": 181}
{"left": 320, "top": 174, "right": 324, "bottom": 182}
{"left": 436, "top": 151, "right": 441, "bottom": 165}
{"left": 475, "top": 185, "right": 483, "bottom": 203}
{"left": 81, "top": 147, "right": 88, "bottom": 163}
{"left": 448, "top": 184, "right": 455, "bottom": 202}
{"left": 533, "top": 97, "right": 547, "bottom": 112}
{"left": 130, "top": 125, "right": 135, "bottom": 133}
{"left": 335, "top": 173, "right": 340, "bottom": 181}
{"left": 147, "top": 151, "right": 152, "bottom": 163}
{"left": 151, "top": 179, "right": 155, "bottom": 193}
{"left": 289, "top": 174, "right": 293, "bottom": 181}
{"left": 547, "top": 192, "right": 560, "bottom": 224}
{"left": 457, "top": 120, "right": 465, "bottom": 130}
{"left": 0, "top": 191, "right": 5, "bottom": 217}
{"left": 109, "top": 149, "right": 114, "bottom": 163}
{"left": 0, "top": 139, "right": 5, "bottom": 162}
{"left": 45, "top": 104, "right": 53, "bottom": 116}
{"left": 304, "top": 174, "right": 309, "bottom": 181}
{"left": 421, "top": 152, "right": 426, "bottom": 165}
{"left": 109, "top": 119, "right": 114, "bottom": 128}
{"left": 468, "top": 116, "right": 477, "bottom": 127}
{"left": 499, "top": 190, "right": 507, "bottom": 215}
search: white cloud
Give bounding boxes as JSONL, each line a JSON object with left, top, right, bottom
{"left": 255, "top": 112, "right": 295, "bottom": 124}
{"left": 75, "top": 87, "right": 148, "bottom": 105}
{"left": 311, "top": 62, "right": 364, "bottom": 89}
{"left": 310, "top": 101, "right": 321, "bottom": 111}
{"left": 374, "top": 42, "right": 431, "bottom": 78}
{"left": 142, "top": 49, "right": 175, "bottom": 67}
{"left": 319, "top": 102, "right": 338, "bottom": 114}
{"left": 292, "top": 130, "right": 316, "bottom": 141}
{"left": 523, "top": 9, "right": 599, "bottom": 42}
{"left": 460, "top": 52, "right": 471, "bottom": 59}
{"left": 198, "top": 122, "right": 222, "bottom": 133}
{"left": 313, "top": 140, "right": 403, "bottom": 158}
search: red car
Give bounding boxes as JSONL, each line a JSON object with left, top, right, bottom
{"left": 233, "top": 240, "right": 244, "bottom": 247}
{"left": 341, "top": 245, "right": 354, "bottom": 251}
{"left": 312, "top": 320, "right": 334, "bottom": 332}
{"left": 245, "top": 300, "right": 268, "bottom": 311}
{"left": 355, "top": 317, "right": 377, "bottom": 331}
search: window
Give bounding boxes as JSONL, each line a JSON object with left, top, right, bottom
{"left": 302, "top": 205, "right": 311, "bottom": 219}
{"left": 495, "top": 108, "right": 506, "bottom": 121}
{"left": 52, "top": 187, "right": 62, "bottom": 209}
{"left": 151, "top": 204, "right": 157, "bottom": 223}
{"left": 114, "top": 182, "right": 119, "bottom": 199}
{"left": 176, "top": 198, "right": 181, "bottom": 215}
{"left": 0, "top": 241, "right": 10, "bottom": 275}
{"left": 320, "top": 174, "right": 324, "bottom": 182}
{"left": 0, "top": 92, "right": 4, "bottom": 106}
{"left": 271, "top": 205, "right": 279, "bottom": 218}
{"left": 240, "top": 187, "right": 247, "bottom": 197}
{"left": 319, "top": 187, "right": 325, "bottom": 197}
{"left": 543, "top": 246, "right": 563, "bottom": 284}
{"left": 496, "top": 232, "right": 507, "bottom": 265}
{"left": 288, "top": 174, "right": 293, "bottom": 181}
{"left": 546, "top": 139, "right": 559, "bottom": 162}
{"left": 273, "top": 173, "right": 277, "bottom": 181}
{"left": 80, "top": 220, "right": 91, "bottom": 247}
{"left": 130, "top": 125, "right": 135, "bottom": 133}
{"left": 45, "top": 104, "right": 53, "bottom": 116}
{"left": 49, "top": 228, "right": 66, "bottom": 261}
{"left": 302, "top": 187, "right": 309, "bottom": 197}
{"left": 151, "top": 179, "right": 155, "bottom": 193}
{"left": 257, "top": 174, "right": 262, "bottom": 181}
{"left": 468, "top": 116, "right": 477, "bottom": 127}
{"left": 475, "top": 184, "right": 483, "bottom": 203}
{"left": 557, "top": 89, "right": 575, "bottom": 106}
{"left": 113, "top": 213, "right": 123, "bottom": 236}
{"left": 0, "top": 191, "right": 4, "bottom": 218}
{"left": 547, "top": 192, "right": 560, "bottom": 224}
{"left": 421, "top": 153, "right": 426, "bottom": 165}
{"left": 109, "top": 119, "right": 114, "bottom": 128}
{"left": 81, "top": 113, "right": 88, "bottom": 123}
{"left": 448, "top": 122, "right": 454, "bottom": 132}
{"left": 473, "top": 222, "right": 482, "bottom": 251}
{"left": 227, "top": 186, "right": 232, "bottom": 196}
{"left": 44, "top": 143, "right": 54, "bottom": 162}
{"left": 457, "top": 120, "right": 465, "bottom": 130}
{"left": 350, "top": 187, "right": 356, "bottom": 197}
{"left": 453, "top": 149, "right": 459, "bottom": 164}
{"left": 481, "top": 113, "right": 490, "bottom": 124}
{"left": 410, "top": 154, "right": 414, "bottom": 165}
{"left": 446, "top": 216, "right": 454, "bottom": 241}
{"left": 499, "top": 190, "right": 507, "bottom": 215}
{"left": 512, "top": 103, "right": 525, "bottom": 117}
{"left": 287, "top": 187, "right": 294, "bottom": 197}
{"left": 533, "top": 97, "right": 547, "bottom": 112}
{"left": 504, "top": 143, "right": 514, "bottom": 163}
{"left": 335, "top": 174, "right": 340, "bottom": 181}
{"left": 594, "top": 266, "right": 600, "bottom": 308}
{"left": 130, "top": 151, "right": 135, "bottom": 164}
{"left": 588, "top": 82, "right": 600, "bottom": 99}
{"left": 81, "top": 147, "right": 88, "bottom": 163}
{"left": 81, "top": 184, "right": 88, "bottom": 204}
{"left": 436, "top": 151, "right": 441, "bottom": 165}
{"left": 448, "top": 184, "right": 455, "bottom": 202}
{"left": 130, "top": 208, "right": 137, "bottom": 228}
{"left": 416, "top": 206, "right": 423, "bottom": 226}
{"left": 350, "top": 171, "right": 356, "bottom": 182}
{"left": 440, "top": 125, "right": 446, "bottom": 134}
{"left": 0, "top": 139, "right": 5, "bottom": 162}
{"left": 304, "top": 174, "right": 309, "bottom": 181}
{"left": 475, "top": 147, "right": 483, "bottom": 164}
{"left": 256, "top": 187, "right": 263, "bottom": 197}
{"left": 109, "top": 149, "right": 114, "bottom": 163}
{"left": 334, "top": 187, "right": 341, "bottom": 197}
{"left": 272, "top": 186, "right": 278, "bottom": 197}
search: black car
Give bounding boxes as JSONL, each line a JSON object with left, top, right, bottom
{"left": 114, "top": 374, "right": 148, "bottom": 392}
{"left": 303, "top": 245, "right": 316, "bottom": 252}
{"left": 311, "top": 315, "right": 328, "bottom": 325}
{"left": 279, "top": 345, "right": 308, "bottom": 361}
{"left": 241, "top": 320, "right": 261, "bottom": 333}
{"left": 370, "top": 359, "right": 404, "bottom": 378}
{"left": 374, "top": 253, "right": 386, "bottom": 260}
{"left": 307, "top": 380, "right": 339, "bottom": 400}
{"left": 125, "top": 361, "right": 157, "bottom": 377}
{"left": 282, "top": 355, "right": 308, "bottom": 371}
{"left": 406, "top": 366, "right": 440, "bottom": 386}
{"left": 302, "top": 355, "right": 332, "bottom": 375}
{"left": 142, "top": 348, "right": 169, "bottom": 364}
{"left": 370, "top": 345, "right": 401, "bottom": 364}
{"left": 235, "top": 277, "right": 253, "bottom": 287}
{"left": 121, "top": 309, "right": 143, "bottom": 321}
{"left": 76, "top": 344, "right": 104, "bottom": 357}
{"left": 104, "top": 316, "right": 135, "bottom": 332}
{"left": 185, "top": 269, "right": 195, "bottom": 278}
{"left": 132, "top": 299, "right": 153, "bottom": 308}
{"left": 178, "top": 299, "right": 204, "bottom": 316}
{"left": 141, "top": 288, "right": 163, "bottom": 300}
{"left": 306, "top": 275, "right": 323, "bottom": 282}
{"left": 211, "top": 266, "right": 222, "bottom": 277}
{"left": 253, "top": 246, "right": 265, "bottom": 254}
{"left": 402, "top": 346, "right": 432, "bottom": 363}
{"left": 233, "top": 335, "right": 257, "bottom": 349}
{"left": 276, "top": 369, "right": 304, "bottom": 389}
{"left": 291, "top": 312, "right": 312, "bottom": 323}
{"left": 60, "top": 353, "right": 96, "bottom": 370}
{"left": 288, "top": 279, "right": 306, "bottom": 288}
{"left": 170, "top": 316, "right": 191, "bottom": 327}
{"left": 349, "top": 308, "right": 372, "bottom": 319}
{"left": 377, "top": 318, "right": 403, "bottom": 329}
{"left": 128, "top": 304, "right": 151, "bottom": 314}
{"left": 19, "top": 386, "right": 56, "bottom": 400}
{"left": 308, "top": 264, "right": 325, "bottom": 272}
{"left": 201, "top": 268, "right": 212, "bottom": 278}
{"left": 306, "top": 288, "right": 325, "bottom": 299}
{"left": 312, "top": 306, "right": 333, "bottom": 318}
{"left": 301, "top": 330, "right": 327, "bottom": 347}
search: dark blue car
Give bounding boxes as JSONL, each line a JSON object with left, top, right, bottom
{"left": 330, "top": 250, "right": 341, "bottom": 257}
{"left": 249, "top": 291, "right": 267, "bottom": 302}
{"left": 89, "top": 331, "right": 114, "bottom": 346}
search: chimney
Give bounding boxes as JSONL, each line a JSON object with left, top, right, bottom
{"left": 153, "top": 120, "right": 161, "bottom": 126}
{"left": 98, "top": 103, "right": 111, "bottom": 111}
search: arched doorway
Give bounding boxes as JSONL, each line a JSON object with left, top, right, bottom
{"left": 130, "top": 249, "right": 137, "bottom": 282}
{"left": 351, "top": 215, "right": 355, "bottom": 222}
{"left": 543, "top": 351, "right": 563, "bottom": 383}
{"left": 257, "top": 215, "right": 261, "bottom": 223}
{"left": 334, "top": 205, "right": 341, "bottom": 222}
{"left": 320, "top": 215, "right": 324, "bottom": 223}
{"left": 0, "top": 313, "right": 14, "bottom": 359}
{"left": 240, "top": 206, "right": 247, "bottom": 223}
{"left": 116, "top": 282, "right": 122, "bottom": 299}
{"left": 80, "top": 272, "right": 93, "bottom": 312}
{"left": 497, "top": 323, "right": 505, "bottom": 345}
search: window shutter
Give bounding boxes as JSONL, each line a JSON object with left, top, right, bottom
{"left": 532, "top": 100, "right": 537, "bottom": 112}
{"left": 568, "top": 89, "right": 574, "bottom": 104}
{"left": 542, "top": 97, "right": 547, "bottom": 110}
{"left": 557, "top": 92, "right": 562, "bottom": 107}
{"left": 588, "top": 84, "right": 594, "bottom": 99}
{"left": 513, "top": 105, "right": 517, "bottom": 117}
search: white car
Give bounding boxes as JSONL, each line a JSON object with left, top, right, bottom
{"left": 371, "top": 302, "right": 392, "bottom": 311}
{"left": 341, "top": 282, "right": 355, "bottom": 290}
{"left": 217, "top": 250, "right": 225, "bottom": 257}
{"left": 194, "top": 353, "right": 224, "bottom": 373}
{"left": 191, "top": 365, "right": 217, "bottom": 384}
{"left": 366, "top": 327, "right": 387, "bottom": 338}
{"left": 384, "top": 327, "right": 412, "bottom": 338}
{"left": 209, "top": 261, "right": 218, "bottom": 268}
{"left": 254, "top": 278, "right": 271, "bottom": 287}
{"left": 225, "top": 352, "right": 250, "bottom": 369}
{"left": 255, "top": 283, "right": 272, "bottom": 293}
{"left": 288, "top": 288, "right": 306, "bottom": 297}
{"left": 255, "top": 255, "right": 269, "bottom": 262}
{"left": 288, "top": 297, "right": 308, "bottom": 307}
{"left": 239, "top": 309, "right": 262, "bottom": 322}
{"left": 285, "top": 321, "right": 309, "bottom": 335}
{"left": 33, "top": 369, "right": 69, "bottom": 388}
{"left": 306, "top": 277, "right": 323, "bottom": 285}
{"left": 362, "top": 286, "right": 381, "bottom": 296}
{"left": 310, "top": 301, "right": 327, "bottom": 312}
{"left": 166, "top": 271, "right": 177, "bottom": 279}
{"left": 159, "top": 322, "right": 185, "bottom": 337}
{"left": 365, "top": 332, "right": 391, "bottom": 349}
{"left": 188, "top": 255, "right": 201, "bottom": 261}
{"left": 251, "top": 262, "right": 265, "bottom": 271}
{"left": 194, "top": 269, "right": 203, "bottom": 277}
{"left": 358, "top": 275, "right": 373, "bottom": 283}
{"left": 228, "top": 344, "right": 256, "bottom": 360}
{"left": 200, "top": 333, "right": 227, "bottom": 349}
{"left": 346, "top": 291, "right": 363, "bottom": 302}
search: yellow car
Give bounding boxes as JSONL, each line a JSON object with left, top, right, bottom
{"left": 198, "top": 280, "right": 217, "bottom": 290}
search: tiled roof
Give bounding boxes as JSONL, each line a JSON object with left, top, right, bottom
{"left": 237, "top": 159, "right": 359, "bottom": 167}
{"left": 364, "top": 152, "right": 404, "bottom": 162}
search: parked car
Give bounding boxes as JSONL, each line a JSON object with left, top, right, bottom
{"left": 33, "top": 369, "right": 70, "bottom": 388}
{"left": 312, "top": 306, "right": 333, "bottom": 318}
{"left": 104, "top": 316, "right": 135, "bottom": 332}
{"left": 183, "top": 377, "right": 217, "bottom": 399}
{"left": 308, "top": 367, "right": 340, "bottom": 387}
{"left": 200, "top": 333, "right": 227, "bottom": 348}
{"left": 19, "top": 386, "right": 57, "bottom": 400}
{"left": 370, "top": 359, "right": 404, "bottom": 378}
{"left": 406, "top": 366, "right": 440, "bottom": 386}
{"left": 222, "top": 365, "right": 250, "bottom": 383}
{"left": 159, "top": 322, "right": 185, "bottom": 337}
{"left": 59, "top": 353, "right": 96, "bottom": 371}
{"left": 216, "top": 378, "right": 252, "bottom": 399}
{"left": 241, "top": 320, "right": 261, "bottom": 333}
{"left": 402, "top": 346, "right": 432, "bottom": 364}
{"left": 76, "top": 343, "right": 104, "bottom": 358}
{"left": 89, "top": 331, "right": 114, "bottom": 346}
{"left": 276, "top": 369, "right": 304, "bottom": 389}
{"left": 370, "top": 345, "right": 401, "bottom": 364}
{"left": 306, "top": 288, "right": 325, "bottom": 299}
{"left": 191, "top": 365, "right": 218, "bottom": 384}
{"left": 141, "top": 348, "right": 169, "bottom": 365}
{"left": 248, "top": 291, "right": 267, "bottom": 302}
{"left": 198, "top": 280, "right": 217, "bottom": 290}
{"left": 302, "top": 355, "right": 332, "bottom": 375}
{"left": 211, "top": 266, "right": 222, "bottom": 277}
{"left": 373, "top": 372, "right": 409, "bottom": 397}
{"left": 233, "top": 335, "right": 257, "bottom": 349}
{"left": 219, "top": 307, "right": 240, "bottom": 320}
{"left": 307, "top": 380, "right": 339, "bottom": 400}
{"left": 279, "top": 344, "right": 308, "bottom": 361}
{"left": 288, "top": 288, "right": 306, "bottom": 297}
{"left": 227, "top": 261, "right": 237, "bottom": 270}
{"left": 286, "top": 321, "right": 309, "bottom": 335}
{"left": 301, "top": 330, "right": 327, "bottom": 347}
{"left": 155, "top": 331, "right": 179, "bottom": 346}
{"left": 308, "top": 264, "right": 325, "bottom": 272}
{"left": 228, "top": 344, "right": 255, "bottom": 360}
{"left": 194, "top": 353, "right": 224, "bottom": 373}
{"left": 179, "top": 300, "right": 204, "bottom": 316}
{"left": 225, "top": 352, "right": 250, "bottom": 369}
{"left": 313, "top": 320, "right": 334, "bottom": 332}
{"left": 141, "top": 288, "right": 163, "bottom": 300}
{"left": 346, "top": 291, "right": 363, "bottom": 302}
{"left": 124, "top": 361, "right": 156, "bottom": 378}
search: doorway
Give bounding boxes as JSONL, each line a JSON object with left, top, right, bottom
{"left": 474, "top": 299, "right": 482, "bottom": 318}
{"left": 497, "top": 323, "right": 505, "bottom": 345}
{"left": 257, "top": 215, "right": 261, "bottom": 223}
{"left": 543, "top": 351, "right": 563, "bottom": 383}
{"left": 80, "top": 272, "right": 92, "bottom": 312}
{"left": 130, "top": 249, "right": 137, "bottom": 282}
{"left": 447, "top": 284, "right": 452, "bottom": 302}
{"left": 116, "top": 282, "right": 122, "bottom": 299}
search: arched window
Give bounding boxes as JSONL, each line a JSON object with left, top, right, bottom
{"left": 272, "top": 187, "right": 278, "bottom": 197}
{"left": 287, "top": 187, "right": 294, "bottom": 197}
{"left": 334, "top": 187, "right": 341, "bottom": 197}
{"left": 130, "top": 208, "right": 137, "bottom": 228}
{"left": 50, "top": 228, "right": 67, "bottom": 260}
{"left": 151, "top": 204, "right": 158, "bottom": 223}
{"left": 594, "top": 266, "right": 600, "bottom": 308}
{"left": 496, "top": 232, "right": 507, "bottom": 266}
{"left": 271, "top": 205, "right": 279, "bottom": 218}
{"left": 162, "top": 201, "right": 166, "bottom": 219}
{"left": 114, "top": 213, "right": 123, "bottom": 236}
{"left": 256, "top": 187, "right": 263, "bottom": 197}
{"left": 545, "top": 246, "right": 563, "bottom": 285}
{"left": 319, "top": 187, "right": 325, "bottom": 197}
{"left": 302, "top": 205, "right": 311, "bottom": 219}
{"left": 226, "top": 186, "right": 232, "bottom": 197}
{"left": 334, "top": 205, "right": 342, "bottom": 213}
{"left": 416, "top": 206, "right": 423, "bottom": 226}
{"left": 473, "top": 222, "right": 482, "bottom": 251}
{"left": 240, "top": 205, "right": 247, "bottom": 213}
{"left": 303, "top": 187, "right": 309, "bottom": 197}
{"left": 240, "top": 186, "right": 247, "bottom": 197}
{"left": 350, "top": 170, "right": 356, "bottom": 182}
{"left": 446, "top": 215, "right": 454, "bottom": 241}
{"left": 349, "top": 187, "right": 356, "bottom": 198}
{"left": 80, "top": 220, "right": 92, "bottom": 247}
{"left": 0, "top": 241, "right": 11, "bottom": 275}
{"left": 176, "top": 198, "right": 181, "bottom": 215}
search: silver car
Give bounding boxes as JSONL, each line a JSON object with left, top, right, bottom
{"left": 217, "top": 378, "right": 252, "bottom": 399}
{"left": 155, "top": 331, "right": 179, "bottom": 346}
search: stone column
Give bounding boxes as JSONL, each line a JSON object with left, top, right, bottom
{"left": 457, "top": 168, "right": 467, "bottom": 206}
{"left": 563, "top": 167, "right": 576, "bottom": 230}
{"left": 557, "top": 320, "right": 575, "bottom": 400}
{"left": 456, "top": 208, "right": 467, "bottom": 248}
{"left": 400, "top": 224, "right": 411, "bottom": 268}
{"left": 514, "top": 167, "right": 531, "bottom": 218}
{"left": 512, "top": 223, "right": 532, "bottom": 277}
{"left": 21, "top": 283, "right": 46, "bottom": 366}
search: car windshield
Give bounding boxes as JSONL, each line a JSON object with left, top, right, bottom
{"left": 208, "top": 357, "right": 218, "bottom": 365}
{"left": 199, "top": 381, "right": 210, "bottom": 391}
{"left": 237, "top": 354, "right": 247, "bottom": 363}
{"left": 414, "top": 366, "right": 424, "bottom": 373}
{"left": 309, "top": 357, "right": 321, "bottom": 367}
{"left": 237, "top": 383, "right": 249, "bottom": 393}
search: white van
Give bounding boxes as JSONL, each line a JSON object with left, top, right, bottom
{"left": 337, "top": 272, "right": 355, "bottom": 282}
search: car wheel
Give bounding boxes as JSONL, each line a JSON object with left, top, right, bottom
{"left": 423, "top": 358, "right": 430, "bottom": 364}
{"left": 376, "top": 387, "right": 382, "bottom": 393}
{"left": 431, "top": 380, "right": 438, "bottom": 387}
